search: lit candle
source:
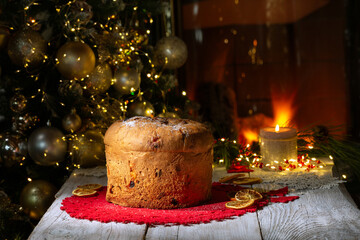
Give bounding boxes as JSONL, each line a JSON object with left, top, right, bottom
{"left": 259, "top": 125, "right": 297, "bottom": 170}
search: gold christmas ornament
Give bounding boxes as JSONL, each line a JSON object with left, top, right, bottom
{"left": 28, "top": 127, "right": 67, "bottom": 166}
{"left": 9, "top": 92, "right": 27, "bottom": 113}
{"left": 127, "top": 100, "right": 154, "bottom": 118}
{"left": 56, "top": 41, "right": 95, "bottom": 79}
{"left": 7, "top": 29, "right": 47, "bottom": 68}
{"left": 84, "top": 62, "right": 112, "bottom": 95}
{"left": 20, "top": 180, "right": 57, "bottom": 220}
{"left": 62, "top": 110, "right": 82, "bottom": 133}
{"left": 0, "top": 132, "right": 27, "bottom": 168}
{"left": 154, "top": 36, "right": 188, "bottom": 69}
{"left": 70, "top": 129, "right": 105, "bottom": 168}
{"left": 113, "top": 67, "right": 141, "bottom": 95}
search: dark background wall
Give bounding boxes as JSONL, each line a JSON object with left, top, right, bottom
{"left": 180, "top": 0, "right": 349, "bottom": 138}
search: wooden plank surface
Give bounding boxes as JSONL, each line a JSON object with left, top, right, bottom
{"left": 146, "top": 214, "right": 262, "bottom": 240}
{"left": 29, "top": 167, "right": 360, "bottom": 240}
{"left": 28, "top": 173, "right": 147, "bottom": 240}
{"left": 258, "top": 187, "right": 360, "bottom": 240}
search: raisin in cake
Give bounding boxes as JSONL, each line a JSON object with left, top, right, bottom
{"left": 104, "top": 116, "right": 214, "bottom": 209}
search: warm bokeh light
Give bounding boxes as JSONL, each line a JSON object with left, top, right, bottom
{"left": 242, "top": 129, "right": 258, "bottom": 144}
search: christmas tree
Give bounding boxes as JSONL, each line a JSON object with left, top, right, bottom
{"left": 0, "top": 0, "right": 192, "bottom": 238}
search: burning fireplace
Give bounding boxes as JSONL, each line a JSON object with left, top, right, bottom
{"left": 179, "top": 0, "right": 350, "bottom": 143}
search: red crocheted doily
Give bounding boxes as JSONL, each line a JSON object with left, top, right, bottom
{"left": 61, "top": 183, "right": 298, "bottom": 225}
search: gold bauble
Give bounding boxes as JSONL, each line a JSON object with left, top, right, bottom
{"left": 56, "top": 41, "right": 95, "bottom": 79}
{"left": 20, "top": 180, "right": 57, "bottom": 220}
{"left": 113, "top": 67, "right": 141, "bottom": 95}
{"left": 62, "top": 110, "right": 82, "bottom": 133}
{"left": 0, "top": 132, "right": 27, "bottom": 168}
{"left": 84, "top": 63, "right": 112, "bottom": 95}
{"left": 28, "top": 127, "right": 67, "bottom": 166}
{"left": 9, "top": 93, "right": 27, "bottom": 113}
{"left": 7, "top": 29, "right": 47, "bottom": 68}
{"left": 154, "top": 36, "right": 188, "bottom": 69}
{"left": 70, "top": 129, "right": 105, "bottom": 168}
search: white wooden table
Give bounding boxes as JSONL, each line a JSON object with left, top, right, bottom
{"left": 29, "top": 165, "right": 360, "bottom": 240}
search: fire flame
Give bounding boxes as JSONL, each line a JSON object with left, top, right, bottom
{"left": 271, "top": 90, "right": 297, "bottom": 127}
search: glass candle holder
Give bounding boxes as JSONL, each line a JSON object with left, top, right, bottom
{"left": 259, "top": 127, "right": 297, "bottom": 170}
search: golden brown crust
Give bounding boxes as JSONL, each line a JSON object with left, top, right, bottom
{"left": 104, "top": 116, "right": 214, "bottom": 153}
{"left": 105, "top": 116, "right": 214, "bottom": 209}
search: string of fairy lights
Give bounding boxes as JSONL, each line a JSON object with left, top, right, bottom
{"left": 21, "top": 0, "right": 165, "bottom": 109}
{"left": 214, "top": 137, "right": 341, "bottom": 175}
{"left": 2, "top": 0, "right": 190, "bottom": 178}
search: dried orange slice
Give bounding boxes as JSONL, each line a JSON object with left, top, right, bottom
{"left": 235, "top": 189, "right": 262, "bottom": 201}
{"left": 219, "top": 173, "right": 246, "bottom": 183}
{"left": 232, "top": 177, "right": 262, "bottom": 185}
{"left": 77, "top": 184, "right": 102, "bottom": 190}
{"left": 225, "top": 199, "right": 255, "bottom": 209}
{"left": 72, "top": 188, "right": 97, "bottom": 197}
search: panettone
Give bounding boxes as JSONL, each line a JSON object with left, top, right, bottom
{"left": 104, "top": 116, "right": 214, "bottom": 209}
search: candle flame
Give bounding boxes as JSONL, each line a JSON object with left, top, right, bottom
{"left": 275, "top": 125, "right": 280, "bottom": 132}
